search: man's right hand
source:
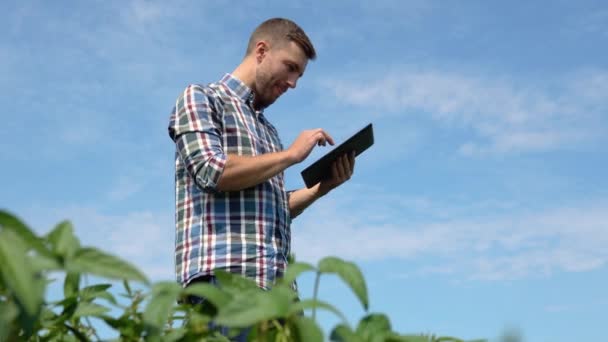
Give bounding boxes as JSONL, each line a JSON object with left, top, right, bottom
{"left": 287, "top": 128, "right": 335, "bottom": 164}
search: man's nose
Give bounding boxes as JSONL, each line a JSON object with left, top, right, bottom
{"left": 287, "top": 76, "right": 298, "bottom": 89}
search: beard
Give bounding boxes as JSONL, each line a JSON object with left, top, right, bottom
{"left": 253, "top": 69, "right": 280, "bottom": 110}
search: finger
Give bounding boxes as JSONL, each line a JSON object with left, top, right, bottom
{"left": 349, "top": 151, "right": 356, "bottom": 174}
{"left": 321, "top": 134, "right": 327, "bottom": 146}
{"left": 315, "top": 132, "right": 327, "bottom": 146}
{"left": 319, "top": 129, "right": 334, "bottom": 146}
{"left": 335, "top": 155, "right": 347, "bottom": 179}
{"left": 340, "top": 154, "right": 352, "bottom": 179}
{"left": 331, "top": 159, "right": 339, "bottom": 180}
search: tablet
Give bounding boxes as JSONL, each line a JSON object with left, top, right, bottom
{"left": 301, "top": 123, "right": 374, "bottom": 188}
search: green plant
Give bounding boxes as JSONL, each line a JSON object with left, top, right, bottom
{"left": 0, "top": 210, "right": 486, "bottom": 341}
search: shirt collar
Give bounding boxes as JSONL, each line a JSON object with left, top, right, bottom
{"left": 220, "top": 73, "right": 255, "bottom": 104}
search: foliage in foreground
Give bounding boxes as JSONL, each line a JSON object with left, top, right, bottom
{"left": 0, "top": 210, "right": 487, "bottom": 342}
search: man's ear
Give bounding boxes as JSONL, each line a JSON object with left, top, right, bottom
{"left": 255, "top": 40, "right": 270, "bottom": 63}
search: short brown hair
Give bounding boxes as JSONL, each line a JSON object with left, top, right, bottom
{"left": 246, "top": 18, "right": 316, "bottom": 60}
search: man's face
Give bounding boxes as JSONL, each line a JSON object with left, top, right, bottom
{"left": 253, "top": 41, "right": 308, "bottom": 110}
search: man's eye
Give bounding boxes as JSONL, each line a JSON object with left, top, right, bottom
{"left": 288, "top": 64, "right": 296, "bottom": 72}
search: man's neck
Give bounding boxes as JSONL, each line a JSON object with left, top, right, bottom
{"left": 231, "top": 59, "right": 256, "bottom": 90}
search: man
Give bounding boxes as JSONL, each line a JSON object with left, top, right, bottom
{"left": 168, "top": 18, "right": 354, "bottom": 293}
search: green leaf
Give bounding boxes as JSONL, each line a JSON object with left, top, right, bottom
{"left": 80, "top": 284, "right": 117, "bottom": 304}
{"left": 123, "top": 279, "right": 133, "bottom": 297}
{"left": 46, "top": 221, "right": 80, "bottom": 259}
{"left": 81, "top": 283, "right": 112, "bottom": 293}
{"left": 57, "top": 297, "right": 79, "bottom": 322}
{"left": 29, "top": 253, "right": 62, "bottom": 272}
{"left": 289, "top": 299, "right": 348, "bottom": 323}
{"left": 51, "top": 296, "right": 78, "bottom": 308}
{"left": 390, "top": 335, "right": 435, "bottom": 342}
{"left": 318, "top": 256, "right": 369, "bottom": 310}
{"left": 143, "top": 282, "right": 182, "bottom": 336}
{"left": 101, "top": 315, "right": 123, "bottom": 330}
{"left": 214, "top": 287, "right": 292, "bottom": 327}
{"left": 0, "top": 212, "right": 60, "bottom": 279}
{"left": 330, "top": 324, "right": 364, "bottom": 342}
{"left": 279, "top": 262, "right": 315, "bottom": 287}
{"left": 0, "top": 210, "right": 51, "bottom": 258}
{"left": 38, "top": 307, "right": 59, "bottom": 328}
{"left": 73, "top": 302, "right": 111, "bottom": 318}
{"left": 293, "top": 316, "right": 324, "bottom": 342}
{"left": 0, "top": 230, "right": 44, "bottom": 318}
{"left": 103, "top": 312, "right": 145, "bottom": 338}
{"left": 356, "top": 313, "right": 392, "bottom": 341}
{"left": 64, "top": 272, "right": 80, "bottom": 299}
{"left": 182, "top": 282, "right": 232, "bottom": 309}
{"left": 0, "top": 300, "right": 19, "bottom": 342}
{"left": 214, "top": 270, "right": 259, "bottom": 294}
{"left": 92, "top": 290, "right": 118, "bottom": 305}
{"left": 66, "top": 247, "right": 149, "bottom": 284}
{"left": 182, "top": 311, "right": 213, "bottom": 335}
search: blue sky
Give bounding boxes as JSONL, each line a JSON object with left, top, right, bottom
{"left": 1, "top": 0, "right": 607, "bottom": 341}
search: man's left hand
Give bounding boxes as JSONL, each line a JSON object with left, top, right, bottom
{"left": 318, "top": 151, "right": 355, "bottom": 195}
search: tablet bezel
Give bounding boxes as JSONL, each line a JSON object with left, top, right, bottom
{"left": 300, "top": 123, "right": 374, "bottom": 188}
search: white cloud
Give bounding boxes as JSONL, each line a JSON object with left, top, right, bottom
{"left": 568, "top": 9, "right": 608, "bottom": 37}
{"left": 13, "top": 184, "right": 608, "bottom": 283}
{"left": 319, "top": 67, "right": 607, "bottom": 155}
{"left": 106, "top": 175, "right": 147, "bottom": 202}
{"left": 126, "top": 0, "right": 168, "bottom": 27}
{"left": 468, "top": 249, "right": 605, "bottom": 281}
{"left": 19, "top": 205, "right": 175, "bottom": 281}
{"left": 568, "top": 68, "right": 608, "bottom": 104}
{"left": 291, "top": 186, "right": 608, "bottom": 280}
{"left": 306, "top": 0, "right": 433, "bottom": 50}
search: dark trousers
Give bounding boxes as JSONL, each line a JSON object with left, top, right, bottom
{"left": 186, "top": 275, "right": 251, "bottom": 342}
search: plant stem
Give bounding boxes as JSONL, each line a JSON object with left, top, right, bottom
{"left": 312, "top": 271, "right": 321, "bottom": 322}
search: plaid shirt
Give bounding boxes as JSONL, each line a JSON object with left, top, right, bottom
{"left": 168, "top": 74, "right": 292, "bottom": 290}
